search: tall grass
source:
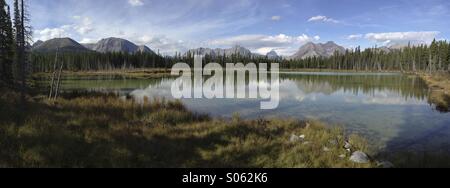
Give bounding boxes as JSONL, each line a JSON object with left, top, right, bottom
{"left": 0, "top": 90, "right": 374, "bottom": 168}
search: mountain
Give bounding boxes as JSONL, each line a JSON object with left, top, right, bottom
{"left": 82, "top": 43, "right": 96, "bottom": 50}
{"left": 137, "top": 45, "right": 154, "bottom": 53}
{"left": 187, "top": 45, "right": 258, "bottom": 58}
{"left": 290, "top": 41, "right": 345, "bottom": 60}
{"left": 32, "top": 38, "right": 91, "bottom": 53}
{"left": 32, "top": 40, "right": 44, "bottom": 48}
{"left": 377, "top": 46, "right": 392, "bottom": 53}
{"left": 90, "top": 37, "right": 155, "bottom": 54}
{"left": 266, "top": 50, "right": 281, "bottom": 60}
{"left": 92, "top": 37, "right": 138, "bottom": 53}
{"left": 226, "top": 45, "right": 253, "bottom": 57}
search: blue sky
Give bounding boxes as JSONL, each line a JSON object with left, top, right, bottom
{"left": 10, "top": 0, "right": 450, "bottom": 55}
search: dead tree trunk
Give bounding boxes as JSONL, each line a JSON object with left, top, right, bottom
{"left": 54, "top": 61, "right": 64, "bottom": 99}
{"left": 48, "top": 49, "right": 59, "bottom": 99}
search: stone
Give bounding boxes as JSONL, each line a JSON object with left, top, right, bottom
{"left": 323, "top": 147, "right": 331, "bottom": 152}
{"left": 290, "top": 134, "right": 305, "bottom": 142}
{"left": 377, "top": 161, "right": 395, "bottom": 168}
{"left": 339, "top": 154, "right": 346, "bottom": 159}
{"left": 290, "top": 135, "right": 300, "bottom": 142}
{"left": 344, "top": 141, "right": 352, "bottom": 149}
{"left": 328, "top": 139, "right": 338, "bottom": 146}
{"left": 349, "top": 151, "right": 370, "bottom": 164}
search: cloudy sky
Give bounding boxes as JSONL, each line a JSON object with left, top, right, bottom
{"left": 10, "top": 0, "right": 450, "bottom": 55}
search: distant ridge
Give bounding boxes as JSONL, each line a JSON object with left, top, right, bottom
{"left": 186, "top": 45, "right": 263, "bottom": 58}
{"left": 32, "top": 38, "right": 91, "bottom": 53}
{"left": 32, "top": 37, "right": 157, "bottom": 55}
{"left": 290, "top": 41, "right": 345, "bottom": 60}
{"left": 266, "top": 50, "right": 281, "bottom": 60}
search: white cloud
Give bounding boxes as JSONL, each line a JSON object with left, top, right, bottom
{"left": 308, "top": 15, "right": 339, "bottom": 23}
{"left": 35, "top": 25, "right": 72, "bottom": 41}
{"left": 135, "top": 35, "right": 189, "bottom": 55}
{"left": 271, "top": 16, "right": 281, "bottom": 21}
{"left": 207, "top": 34, "right": 320, "bottom": 56}
{"left": 73, "top": 16, "right": 94, "bottom": 35}
{"left": 128, "top": 0, "right": 144, "bottom": 7}
{"left": 80, "top": 38, "right": 97, "bottom": 44}
{"left": 365, "top": 31, "right": 440, "bottom": 44}
{"left": 346, "top": 34, "right": 363, "bottom": 40}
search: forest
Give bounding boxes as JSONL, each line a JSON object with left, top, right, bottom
{"left": 24, "top": 40, "right": 450, "bottom": 73}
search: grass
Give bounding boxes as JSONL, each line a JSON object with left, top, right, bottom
{"left": 0, "top": 89, "right": 374, "bottom": 168}
{"left": 419, "top": 72, "right": 450, "bottom": 112}
{"left": 33, "top": 68, "right": 173, "bottom": 80}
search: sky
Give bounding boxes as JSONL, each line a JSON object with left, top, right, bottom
{"left": 8, "top": 0, "right": 450, "bottom": 56}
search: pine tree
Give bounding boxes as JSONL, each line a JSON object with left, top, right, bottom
{"left": 0, "top": 0, "right": 14, "bottom": 85}
{"left": 13, "top": 0, "right": 30, "bottom": 93}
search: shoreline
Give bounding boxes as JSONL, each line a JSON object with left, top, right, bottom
{"left": 417, "top": 73, "right": 450, "bottom": 112}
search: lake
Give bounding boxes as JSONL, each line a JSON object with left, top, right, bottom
{"left": 42, "top": 72, "right": 450, "bottom": 154}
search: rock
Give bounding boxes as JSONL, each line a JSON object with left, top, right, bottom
{"left": 323, "top": 147, "right": 331, "bottom": 152}
{"left": 339, "top": 154, "right": 346, "bottom": 159}
{"left": 349, "top": 151, "right": 370, "bottom": 164}
{"left": 346, "top": 149, "right": 352, "bottom": 153}
{"left": 344, "top": 141, "right": 352, "bottom": 149}
{"left": 328, "top": 139, "right": 338, "bottom": 146}
{"left": 302, "top": 141, "right": 311, "bottom": 145}
{"left": 290, "top": 134, "right": 305, "bottom": 142}
{"left": 377, "top": 161, "right": 395, "bottom": 168}
{"left": 290, "top": 135, "right": 300, "bottom": 142}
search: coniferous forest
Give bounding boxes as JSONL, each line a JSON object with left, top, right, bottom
{"left": 24, "top": 40, "right": 450, "bottom": 73}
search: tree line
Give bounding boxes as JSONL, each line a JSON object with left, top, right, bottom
{"left": 282, "top": 40, "right": 450, "bottom": 73}
{"left": 0, "top": 0, "right": 30, "bottom": 92}
{"left": 31, "top": 51, "right": 168, "bottom": 72}
{"left": 20, "top": 39, "right": 450, "bottom": 74}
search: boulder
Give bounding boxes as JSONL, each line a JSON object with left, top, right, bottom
{"left": 328, "top": 139, "right": 338, "bottom": 146}
{"left": 377, "top": 161, "right": 395, "bottom": 168}
{"left": 349, "top": 151, "right": 370, "bottom": 164}
{"left": 290, "top": 134, "right": 305, "bottom": 142}
{"left": 344, "top": 141, "right": 352, "bottom": 150}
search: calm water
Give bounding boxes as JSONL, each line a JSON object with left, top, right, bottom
{"left": 44, "top": 72, "right": 450, "bottom": 153}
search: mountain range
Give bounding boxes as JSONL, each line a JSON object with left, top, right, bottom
{"left": 32, "top": 37, "right": 155, "bottom": 54}
{"left": 186, "top": 45, "right": 258, "bottom": 58}
{"left": 31, "top": 37, "right": 359, "bottom": 60}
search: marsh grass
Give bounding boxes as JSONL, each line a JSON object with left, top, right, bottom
{"left": 420, "top": 73, "right": 450, "bottom": 112}
{"left": 0, "top": 89, "right": 377, "bottom": 168}
{"left": 33, "top": 68, "right": 172, "bottom": 80}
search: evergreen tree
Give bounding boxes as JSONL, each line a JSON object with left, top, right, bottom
{"left": 13, "top": 0, "right": 30, "bottom": 93}
{"left": 0, "top": 0, "right": 14, "bottom": 85}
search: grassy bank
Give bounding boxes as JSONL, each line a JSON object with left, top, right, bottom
{"left": 279, "top": 68, "right": 403, "bottom": 73}
{"left": 0, "top": 89, "right": 374, "bottom": 168}
{"left": 419, "top": 73, "right": 450, "bottom": 112}
{"left": 33, "top": 68, "right": 172, "bottom": 80}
